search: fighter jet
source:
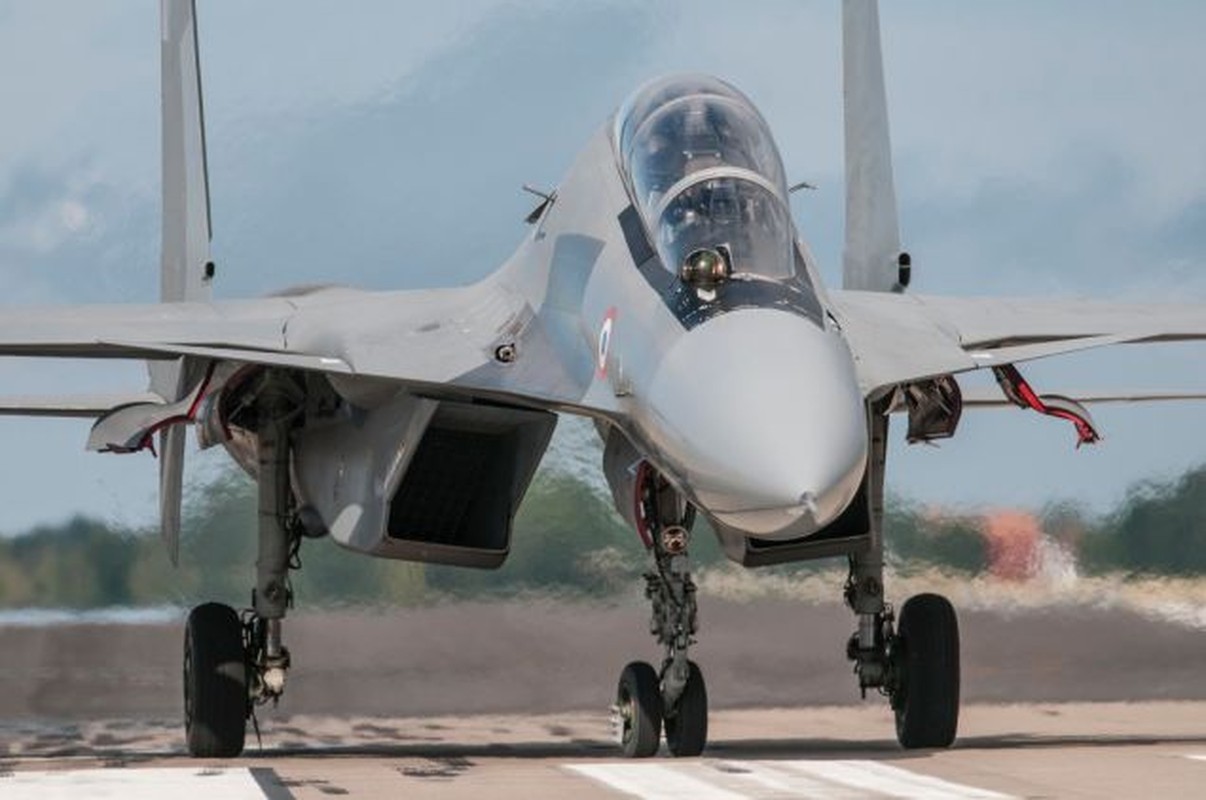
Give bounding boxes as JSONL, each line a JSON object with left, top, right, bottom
{"left": 3, "top": 0, "right": 1204, "bottom": 758}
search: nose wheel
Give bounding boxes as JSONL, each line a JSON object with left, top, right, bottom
{"left": 613, "top": 658, "right": 708, "bottom": 758}
{"left": 615, "top": 661, "right": 662, "bottom": 757}
{"left": 663, "top": 659, "right": 707, "bottom": 757}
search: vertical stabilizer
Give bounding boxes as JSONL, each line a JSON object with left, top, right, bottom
{"left": 842, "top": 0, "right": 905, "bottom": 292}
{"left": 158, "top": 0, "right": 212, "bottom": 311}
{"left": 153, "top": 0, "right": 213, "bottom": 564}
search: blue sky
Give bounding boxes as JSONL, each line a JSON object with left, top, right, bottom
{"left": 0, "top": 1, "right": 1204, "bottom": 534}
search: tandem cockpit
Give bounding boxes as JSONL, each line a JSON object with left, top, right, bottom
{"left": 615, "top": 75, "right": 801, "bottom": 290}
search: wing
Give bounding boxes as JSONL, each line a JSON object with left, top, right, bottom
{"left": 829, "top": 289, "right": 1206, "bottom": 396}
{"left": 0, "top": 297, "right": 294, "bottom": 359}
{"left": 0, "top": 282, "right": 613, "bottom": 415}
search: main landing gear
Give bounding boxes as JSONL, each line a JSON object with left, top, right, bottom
{"left": 184, "top": 387, "right": 302, "bottom": 758}
{"left": 844, "top": 413, "right": 960, "bottom": 749}
{"left": 614, "top": 466, "right": 708, "bottom": 758}
{"left": 844, "top": 558, "right": 960, "bottom": 748}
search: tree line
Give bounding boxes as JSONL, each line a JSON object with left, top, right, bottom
{"left": 1, "top": 463, "right": 1205, "bottom": 609}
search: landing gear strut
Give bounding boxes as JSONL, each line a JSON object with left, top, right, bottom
{"left": 246, "top": 393, "right": 296, "bottom": 710}
{"left": 184, "top": 381, "right": 302, "bottom": 757}
{"left": 614, "top": 466, "right": 707, "bottom": 758}
{"left": 844, "top": 412, "right": 960, "bottom": 749}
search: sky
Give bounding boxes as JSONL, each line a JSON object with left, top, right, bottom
{"left": 0, "top": 0, "right": 1204, "bottom": 534}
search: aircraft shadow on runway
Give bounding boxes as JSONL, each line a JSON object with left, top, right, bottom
{"left": 9, "top": 728, "right": 1206, "bottom": 766}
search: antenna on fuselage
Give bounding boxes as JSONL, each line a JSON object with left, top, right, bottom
{"left": 521, "top": 184, "right": 556, "bottom": 225}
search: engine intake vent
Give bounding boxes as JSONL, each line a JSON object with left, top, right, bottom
{"left": 384, "top": 401, "right": 554, "bottom": 568}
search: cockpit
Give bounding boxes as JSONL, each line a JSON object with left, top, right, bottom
{"left": 616, "top": 75, "right": 796, "bottom": 285}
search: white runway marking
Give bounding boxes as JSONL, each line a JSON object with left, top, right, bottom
{"left": 567, "top": 764, "right": 747, "bottom": 800}
{"left": 567, "top": 759, "right": 1016, "bottom": 799}
{"left": 1184, "top": 754, "right": 1206, "bottom": 762}
{"left": 0, "top": 768, "right": 269, "bottom": 800}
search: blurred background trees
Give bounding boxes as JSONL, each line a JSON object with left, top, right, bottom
{"left": 1, "top": 462, "right": 1204, "bottom": 609}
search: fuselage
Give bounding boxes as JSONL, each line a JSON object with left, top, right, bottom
{"left": 501, "top": 75, "right": 869, "bottom": 542}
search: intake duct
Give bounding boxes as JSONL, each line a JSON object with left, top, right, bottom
{"left": 384, "top": 401, "right": 555, "bottom": 568}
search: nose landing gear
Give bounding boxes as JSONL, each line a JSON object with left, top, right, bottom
{"left": 612, "top": 466, "right": 708, "bottom": 758}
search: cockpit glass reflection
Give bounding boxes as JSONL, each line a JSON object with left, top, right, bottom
{"left": 617, "top": 76, "right": 795, "bottom": 282}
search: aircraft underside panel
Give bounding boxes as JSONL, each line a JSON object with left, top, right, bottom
{"left": 601, "top": 417, "right": 876, "bottom": 568}
{"left": 291, "top": 392, "right": 555, "bottom": 567}
{"left": 714, "top": 471, "right": 873, "bottom": 567}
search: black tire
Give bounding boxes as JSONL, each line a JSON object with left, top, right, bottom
{"left": 893, "top": 593, "right": 960, "bottom": 749}
{"left": 184, "top": 602, "right": 248, "bottom": 758}
{"left": 617, "top": 661, "right": 662, "bottom": 758}
{"left": 664, "top": 660, "right": 707, "bottom": 757}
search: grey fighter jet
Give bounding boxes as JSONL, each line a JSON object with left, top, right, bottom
{"left": 4, "top": 0, "right": 1206, "bottom": 758}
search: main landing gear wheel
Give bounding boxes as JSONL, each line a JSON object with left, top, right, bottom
{"left": 184, "top": 602, "right": 248, "bottom": 757}
{"left": 892, "top": 593, "right": 960, "bottom": 749}
{"left": 616, "top": 661, "right": 663, "bottom": 758}
{"left": 664, "top": 660, "right": 707, "bottom": 757}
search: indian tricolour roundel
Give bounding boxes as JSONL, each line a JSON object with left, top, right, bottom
{"left": 597, "top": 307, "right": 617, "bottom": 379}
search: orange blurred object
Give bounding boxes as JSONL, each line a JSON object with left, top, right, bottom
{"left": 982, "top": 510, "right": 1041, "bottom": 580}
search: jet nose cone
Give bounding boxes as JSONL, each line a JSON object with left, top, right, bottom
{"left": 646, "top": 310, "right": 867, "bottom": 539}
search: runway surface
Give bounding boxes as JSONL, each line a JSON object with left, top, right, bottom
{"left": 3, "top": 704, "right": 1206, "bottom": 798}
{"left": 2, "top": 594, "right": 1206, "bottom": 797}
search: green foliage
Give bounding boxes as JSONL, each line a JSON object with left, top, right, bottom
{"left": 174, "top": 468, "right": 427, "bottom": 608}
{"left": 0, "top": 516, "right": 142, "bottom": 607}
{"left": 176, "top": 469, "right": 258, "bottom": 605}
{"left": 5, "top": 461, "right": 1206, "bottom": 609}
{"left": 884, "top": 495, "right": 988, "bottom": 574}
{"left": 1080, "top": 465, "right": 1206, "bottom": 576}
{"left": 428, "top": 470, "right": 728, "bottom": 597}
{"left": 0, "top": 467, "right": 427, "bottom": 610}
{"left": 427, "top": 471, "right": 640, "bottom": 596}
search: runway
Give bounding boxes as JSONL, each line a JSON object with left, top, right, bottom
{"left": 3, "top": 703, "right": 1206, "bottom": 798}
{"left": 2, "top": 593, "right": 1206, "bottom": 797}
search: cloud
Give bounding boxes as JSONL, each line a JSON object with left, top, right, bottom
{"left": 0, "top": 164, "right": 99, "bottom": 254}
{"left": 206, "top": 1, "right": 662, "bottom": 296}
{"left": 0, "top": 161, "right": 157, "bottom": 305}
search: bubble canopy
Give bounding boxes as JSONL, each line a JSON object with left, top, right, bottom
{"left": 616, "top": 76, "right": 795, "bottom": 281}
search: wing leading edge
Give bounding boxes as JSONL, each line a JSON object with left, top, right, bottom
{"left": 830, "top": 289, "right": 1206, "bottom": 397}
{"left": 0, "top": 282, "right": 616, "bottom": 423}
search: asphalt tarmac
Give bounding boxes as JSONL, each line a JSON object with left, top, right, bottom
{"left": 2, "top": 596, "right": 1206, "bottom": 797}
